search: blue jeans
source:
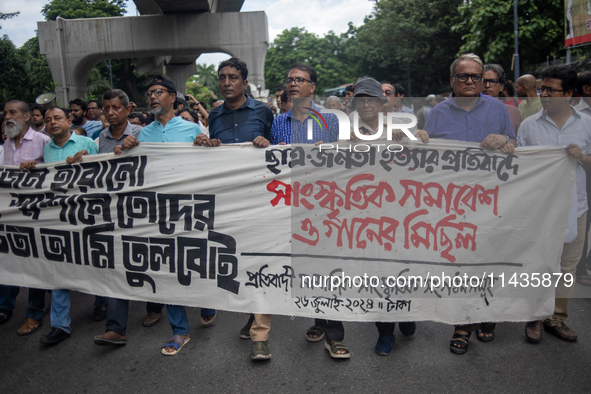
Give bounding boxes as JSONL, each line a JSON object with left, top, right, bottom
{"left": 94, "top": 296, "right": 108, "bottom": 307}
{"left": 0, "top": 285, "right": 46, "bottom": 320}
{"left": 166, "top": 305, "right": 189, "bottom": 336}
{"left": 50, "top": 290, "right": 71, "bottom": 334}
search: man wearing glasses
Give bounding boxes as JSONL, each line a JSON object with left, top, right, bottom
{"left": 482, "top": 64, "right": 522, "bottom": 136}
{"left": 114, "top": 76, "right": 202, "bottom": 356}
{"left": 381, "top": 81, "right": 413, "bottom": 115}
{"left": 518, "top": 65, "right": 591, "bottom": 344}
{"left": 420, "top": 53, "right": 515, "bottom": 355}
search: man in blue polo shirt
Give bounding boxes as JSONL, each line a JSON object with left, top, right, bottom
{"left": 194, "top": 57, "right": 274, "bottom": 360}
{"left": 20, "top": 106, "right": 99, "bottom": 345}
{"left": 421, "top": 53, "right": 515, "bottom": 355}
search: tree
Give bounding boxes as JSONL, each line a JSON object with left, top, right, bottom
{"left": 0, "top": 35, "right": 30, "bottom": 102}
{"left": 451, "top": 0, "right": 564, "bottom": 75}
{"left": 0, "top": 11, "right": 20, "bottom": 29}
{"left": 186, "top": 78, "right": 218, "bottom": 107}
{"left": 345, "top": 0, "right": 464, "bottom": 96}
{"left": 18, "top": 36, "right": 55, "bottom": 98}
{"left": 41, "top": 0, "right": 126, "bottom": 21}
{"left": 264, "top": 27, "right": 356, "bottom": 94}
{"left": 195, "top": 63, "right": 220, "bottom": 97}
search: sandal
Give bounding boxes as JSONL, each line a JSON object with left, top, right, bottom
{"left": 577, "top": 275, "right": 591, "bottom": 287}
{"left": 305, "top": 325, "right": 325, "bottom": 342}
{"left": 450, "top": 331, "right": 471, "bottom": 354}
{"left": 161, "top": 335, "right": 190, "bottom": 356}
{"left": 476, "top": 328, "right": 494, "bottom": 342}
{"left": 325, "top": 341, "right": 350, "bottom": 359}
{"left": 200, "top": 309, "right": 216, "bottom": 326}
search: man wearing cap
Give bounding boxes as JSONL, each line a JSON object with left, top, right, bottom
{"left": 111, "top": 76, "right": 203, "bottom": 356}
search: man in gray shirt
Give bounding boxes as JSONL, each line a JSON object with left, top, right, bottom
{"left": 97, "top": 90, "right": 142, "bottom": 153}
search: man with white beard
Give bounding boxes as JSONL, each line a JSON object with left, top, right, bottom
{"left": 0, "top": 101, "right": 51, "bottom": 336}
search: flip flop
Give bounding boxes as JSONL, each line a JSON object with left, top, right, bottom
{"left": 161, "top": 335, "right": 190, "bottom": 356}
{"left": 476, "top": 328, "right": 495, "bottom": 342}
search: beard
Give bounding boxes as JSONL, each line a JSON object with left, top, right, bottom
{"left": 4, "top": 119, "right": 24, "bottom": 139}
{"left": 151, "top": 103, "right": 171, "bottom": 116}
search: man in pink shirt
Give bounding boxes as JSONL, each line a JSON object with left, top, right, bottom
{"left": 0, "top": 101, "right": 50, "bottom": 336}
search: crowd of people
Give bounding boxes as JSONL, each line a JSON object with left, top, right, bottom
{"left": 1, "top": 53, "right": 591, "bottom": 360}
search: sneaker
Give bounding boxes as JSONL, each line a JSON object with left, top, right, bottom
{"left": 240, "top": 314, "right": 255, "bottom": 339}
{"left": 251, "top": 341, "right": 271, "bottom": 360}
{"left": 375, "top": 335, "right": 395, "bottom": 356}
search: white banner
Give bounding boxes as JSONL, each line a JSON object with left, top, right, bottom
{"left": 0, "top": 140, "right": 575, "bottom": 324}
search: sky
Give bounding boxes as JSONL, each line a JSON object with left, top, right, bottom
{"left": 0, "top": 0, "right": 374, "bottom": 67}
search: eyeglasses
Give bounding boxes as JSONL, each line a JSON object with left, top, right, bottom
{"left": 383, "top": 90, "right": 395, "bottom": 97}
{"left": 537, "top": 86, "right": 564, "bottom": 95}
{"left": 284, "top": 77, "right": 313, "bottom": 85}
{"left": 482, "top": 78, "right": 499, "bottom": 86}
{"left": 144, "top": 88, "right": 173, "bottom": 98}
{"left": 454, "top": 73, "right": 483, "bottom": 83}
{"left": 356, "top": 97, "right": 383, "bottom": 106}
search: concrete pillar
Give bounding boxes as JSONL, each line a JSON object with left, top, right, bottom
{"left": 38, "top": 12, "right": 268, "bottom": 105}
{"left": 165, "top": 63, "right": 198, "bottom": 94}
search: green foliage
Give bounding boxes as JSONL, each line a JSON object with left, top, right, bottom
{"left": 451, "top": 0, "right": 564, "bottom": 75}
{"left": 345, "top": 0, "right": 464, "bottom": 95}
{"left": 194, "top": 63, "right": 220, "bottom": 97}
{"left": 86, "top": 67, "right": 111, "bottom": 97}
{"left": 264, "top": 27, "right": 356, "bottom": 94}
{"left": 0, "top": 35, "right": 30, "bottom": 102}
{"left": 42, "top": 0, "right": 126, "bottom": 21}
{"left": 18, "top": 36, "right": 55, "bottom": 98}
{"left": 0, "top": 11, "right": 20, "bottom": 29}
{"left": 186, "top": 79, "right": 217, "bottom": 107}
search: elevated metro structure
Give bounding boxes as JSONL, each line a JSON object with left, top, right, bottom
{"left": 37, "top": 0, "right": 268, "bottom": 105}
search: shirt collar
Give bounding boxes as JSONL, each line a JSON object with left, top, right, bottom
{"left": 106, "top": 121, "right": 134, "bottom": 139}
{"left": 49, "top": 131, "right": 77, "bottom": 148}
{"left": 21, "top": 127, "right": 37, "bottom": 141}
{"left": 220, "top": 95, "right": 254, "bottom": 114}
{"left": 449, "top": 92, "right": 485, "bottom": 111}
{"left": 285, "top": 101, "right": 321, "bottom": 120}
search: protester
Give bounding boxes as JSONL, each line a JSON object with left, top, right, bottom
{"left": 0, "top": 101, "right": 50, "bottom": 336}
{"left": 71, "top": 126, "right": 87, "bottom": 136}
{"left": 194, "top": 57, "right": 273, "bottom": 360}
{"left": 128, "top": 112, "right": 146, "bottom": 127}
{"left": 516, "top": 74, "right": 542, "bottom": 120}
{"left": 518, "top": 65, "right": 591, "bottom": 344}
{"left": 270, "top": 63, "right": 347, "bottom": 359}
{"left": 111, "top": 76, "right": 204, "bottom": 356}
{"left": 69, "top": 98, "right": 104, "bottom": 139}
{"left": 483, "top": 63, "right": 522, "bottom": 135}
{"left": 279, "top": 90, "right": 291, "bottom": 114}
{"left": 87, "top": 100, "right": 102, "bottom": 121}
{"left": 421, "top": 53, "right": 515, "bottom": 354}
{"left": 30, "top": 104, "right": 47, "bottom": 134}
{"left": 383, "top": 81, "right": 414, "bottom": 114}
{"left": 20, "top": 106, "right": 99, "bottom": 345}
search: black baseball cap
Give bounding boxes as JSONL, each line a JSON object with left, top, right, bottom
{"left": 148, "top": 75, "right": 177, "bottom": 94}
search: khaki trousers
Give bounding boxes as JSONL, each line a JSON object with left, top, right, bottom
{"left": 250, "top": 314, "right": 272, "bottom": 341}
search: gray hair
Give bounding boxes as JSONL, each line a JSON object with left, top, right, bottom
{"left": 102, "top": 89, "right": 130, "bottom": 106}
{"left": 484, "top": 63, "right": 506, "bottom": 85}
{"left": 5, "top": 100, "right": 30, "bottom": 114}
{"left": 450, "top": 53, "right": 484, "bottom": 77}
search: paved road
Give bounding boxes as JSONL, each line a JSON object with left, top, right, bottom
{"left": 1, "top": 288, "right": 590, "bottom": 393}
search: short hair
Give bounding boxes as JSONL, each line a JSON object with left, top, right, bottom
{"left": 380, "top": 80, "right": 392, "bottom": 85}
{"left": 128, "top": 112, "right": 146, "bottom": 124}
{"left": 484, "top": 63, "right": 506, "bottom": 85}
{"left": 218, "top": 57, "right": 248, "bottom": 81}
{"left": 69, "top": 98, "right": 87, "bottom": 112}
{"left": 71, "top": 126, "right": 87, "bottom": 136}
{"left": 280, "top": 90, "right": 289, "bottom": 103}
{"left": 5, "top": 100, "right": 30, "bottom": 114}
{"left": 88, "top": 100, "right": 102, "bottom": 109}
{"left": 541, "top": 65, "right": 578, "bottom": 93}
{"left": 393, "top": 83, "right": 405, "bottom": 96}
{"left": 177, "top": 97, "right": 188, "bottom": 109}
{"left": 577, "top": 71, "right": 591, "bottom": 95}
{"left": 179, "top": 108, "right": 198, "bottom": 123}
{"left": 450, "top": 53, "right": 484, "bottom": 77}
{"left": 47, "top": 106, "right": 70, "bottom": 119}
{"left": 102, "top": 89, "right": 130, "bottom": 106}
{"left": 504, "top": 80, "right": 516, "bottom": 96}
{"left": 210, "top": 98, "right": 222, "bottom": 107}
{"left": 287, "top": 63, "right": 317, "bottom": 85}
{"left": 31, "top": 104, "right": 46, "bottom": 117}
{"left": 276, "top": 85, "right": 286, "bottom": 93}
{"left": 345, "top": 84, "right": 355, "bottom": 93}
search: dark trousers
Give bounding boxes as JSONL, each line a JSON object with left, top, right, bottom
{"left": 454, "top": 322, "right": 496, "bottom": 332}
{"left": 106, "top": 298, "right": 164, "bottom": 336}
{"left": 0, "top": 285, "right": 46, "bottom": 320}
{"left": 315, "top": 319, "right": 344, "bottom": 342}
